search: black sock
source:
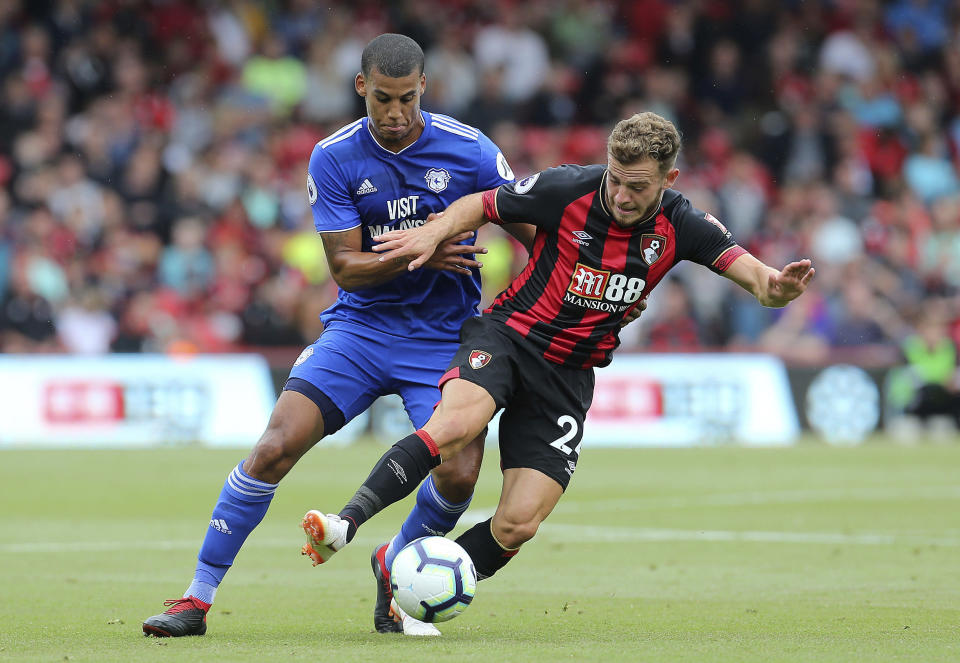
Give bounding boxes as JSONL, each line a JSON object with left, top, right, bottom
{"left": 455, "top": 518, "right": 519, "bottom": 580}
{"left": 339, "top": 431, "right": 441, "bottom": 542}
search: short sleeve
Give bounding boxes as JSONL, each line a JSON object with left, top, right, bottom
{"left": 489, "top": 165, "right": 587, "bottom": 232}
{"left": 475, "top": 131, "right": 516, "bottom": 190}
{"left": 671, "top": 196, "right": 744, "bottom": 273}
{"left": 307, "top": 143, "right": 360, "bottom": 233}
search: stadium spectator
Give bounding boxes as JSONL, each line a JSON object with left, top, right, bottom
{"left": 423, "top": 29, "right": 478, "bottom": 117}
{"left": 241, "top": 31, "right": 307, "bottom": 115}
{"left": 473, "top": 8, "right": 550, "bottom": 104}
{"left": 887, "top": 299, "right": 960, "bottom": 433}
{"left": 644, "top": 278, "right": 703, "bottom": 351}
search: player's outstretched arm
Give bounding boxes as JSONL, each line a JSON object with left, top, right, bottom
{"left": 374, "top": 193, "right": 487, "bottom": 270}
{"left": 722, "top": 252, "right": 815, "bottom": 308}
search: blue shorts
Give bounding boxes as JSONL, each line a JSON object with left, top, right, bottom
{"left": 286, "top": 320, "right": 459, "bottom": 434}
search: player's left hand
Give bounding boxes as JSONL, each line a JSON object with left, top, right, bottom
{"left": 619, "top": 298, "right": 647, "bottom": 328}
{"left": 767, "top": 259, "right": 815, "bottom": 306}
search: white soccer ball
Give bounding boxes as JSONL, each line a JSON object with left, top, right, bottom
{"left": 390, "top": 536, "right": 477, "bottom": 623}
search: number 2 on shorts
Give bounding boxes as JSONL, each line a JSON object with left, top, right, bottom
{"left": 549, "top": 415, "right": 581, "bottom": 456}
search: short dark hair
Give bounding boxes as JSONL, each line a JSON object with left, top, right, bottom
{"left": 360, "top": 33, "right": 424, "bottom": 78}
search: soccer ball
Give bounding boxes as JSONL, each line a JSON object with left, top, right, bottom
{"left": 390, "top": 536, "right": 477, "bottom": 623}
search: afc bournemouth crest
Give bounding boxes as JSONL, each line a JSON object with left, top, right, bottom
{"left": 468, "top": 350, "right": 492, "bottom": 369}
{"left": 640, "top": 234, "right": 666, "bottom": 266}
{"left": 425, "top": 168, "right": 451, "bottom": 193}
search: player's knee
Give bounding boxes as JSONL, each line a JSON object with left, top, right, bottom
{"left": 244, "top": 426, "right": 304, "bottom": 483}
{"left": 428, "top": 420, "right": 477, "bottom": 455}
{"left": 431, "top": 463, "right": 479, "bottom": 503}
{"left": 491, "top": 512, "right": 540, "bottom": 549}
{"left": 244, "top": 434, "right": 287, "bottom": 482}
{"left": 433, "top": 442, "right": 482, "bottom": 492}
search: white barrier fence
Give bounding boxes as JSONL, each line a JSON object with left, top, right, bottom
{"left": 0, "top": 353, "right": 797, "bottom": 448}
{"left": 0, "top": 355, "right": 276, "bottom": 447}
{"left": 584, "top": 354, "right": 799, "bottom": 446}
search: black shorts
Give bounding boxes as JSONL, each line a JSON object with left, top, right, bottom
{"left": 440, "top": 316, "right": 595, "bottom": 489}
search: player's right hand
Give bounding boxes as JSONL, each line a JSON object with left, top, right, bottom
{"left": 373, "top": 223, "right": 459, "bottom": 270}
{"left": 423, "top": 231, "right": 487, "bottom": 274}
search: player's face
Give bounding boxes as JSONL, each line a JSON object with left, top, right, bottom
{"left": 605, "top": 155, "right": 679, "bottom": 228}
{"left": 356, "top": 67, "right": 426, "bottom": 152}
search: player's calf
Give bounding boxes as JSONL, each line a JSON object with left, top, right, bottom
{"left": 337, "top": 431, "right": 441, "bottom": 541}
{"left": 454, "top": 518, "right": 520, "bottom": 580}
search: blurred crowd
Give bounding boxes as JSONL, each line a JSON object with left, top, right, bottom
{"left": 1, "top": 0, "right": 959, "bottom": 369}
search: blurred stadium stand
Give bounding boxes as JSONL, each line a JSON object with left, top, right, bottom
{"left": 0, "top": 0, "right": 958, "bottom": 432}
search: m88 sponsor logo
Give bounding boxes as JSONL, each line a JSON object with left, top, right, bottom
{"left": 564, "top": 262, "right": 645, "bottom": 312}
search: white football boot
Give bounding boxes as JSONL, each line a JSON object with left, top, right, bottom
{"left": 391, "top": 598, "right": 441, "bottom": 637}
{"left": 300, "top": 511, "right": 349, "bottom": 565}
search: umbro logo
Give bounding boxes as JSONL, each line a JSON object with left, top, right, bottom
{"left": 571, "top": 230, "right": 592, "bottom": 246}
{"left": 357, "top": 178, "right": 378, "bottom": 195}
{"left": 210, "top": 518, "right": 232, "bottom": 535}
{"left": 388, "top": 458, "right": 407, "bottom": 484}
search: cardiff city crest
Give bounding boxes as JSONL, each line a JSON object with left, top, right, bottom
{"left": 425, "top": 168, "right": 451, "bottom": 193}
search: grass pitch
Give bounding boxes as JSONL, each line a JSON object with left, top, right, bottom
{"left": 2, "top": 439, "right": 959, "bottom": 662}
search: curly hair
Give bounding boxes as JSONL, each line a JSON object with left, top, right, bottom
{"left": 607, "top": 112, "right": 681, "bottom": 176}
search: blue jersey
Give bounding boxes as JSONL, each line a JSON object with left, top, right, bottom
{"left": 307, "top": 111, "right": 514, "bottom": 342}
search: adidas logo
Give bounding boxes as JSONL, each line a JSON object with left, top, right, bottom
{"left": 356, "top": 178, "right": 378, "bottom": 195}
{"left": 210, "top": 518, "right": 232, "bottom": 535}
{"left": 421, "top": 525, "right": 445, "bottom": 536}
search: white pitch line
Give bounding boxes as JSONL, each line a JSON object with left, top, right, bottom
{"left": 539, "top": 524, "right": 960, "bottom": 547}
{"left": 0, "top": 534, "right": 385, "bottom": 554}
{"left": 549, "top": 485, "right": 960, "bottom": 513}
{"left": 3, "top": 525, "right": 958, "bottom": 554}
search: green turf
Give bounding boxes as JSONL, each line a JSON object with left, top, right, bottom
{"left": 2, "top": 439, "right": 959, "bottom": 662}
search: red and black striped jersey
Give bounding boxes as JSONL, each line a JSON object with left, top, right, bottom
{"left": 480, "top": 164, "right": 746, "bottom": 369}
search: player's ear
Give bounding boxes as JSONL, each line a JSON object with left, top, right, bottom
{"left": 663, "top": 167, "right": 680, "bottom": 189}
{"left": 419, "top": 73, "right": 426, "bottom": 96}
{"left": 356, "top": 72, "right": 366, "bottom": 97}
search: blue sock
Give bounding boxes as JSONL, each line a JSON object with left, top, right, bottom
{"left": 384, "top": 474, "right": 472, "bottom": 570}
{"left": 190, "top": 462, "right": 278, "bottom": 604}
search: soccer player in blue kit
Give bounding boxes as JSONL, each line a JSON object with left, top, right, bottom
{"left": 142, "top": 33, "right": 536, "bottom": 638}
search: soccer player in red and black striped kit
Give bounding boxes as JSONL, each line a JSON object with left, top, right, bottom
{"left": 302, "top": 111, "right": 815, "bottom": 586}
